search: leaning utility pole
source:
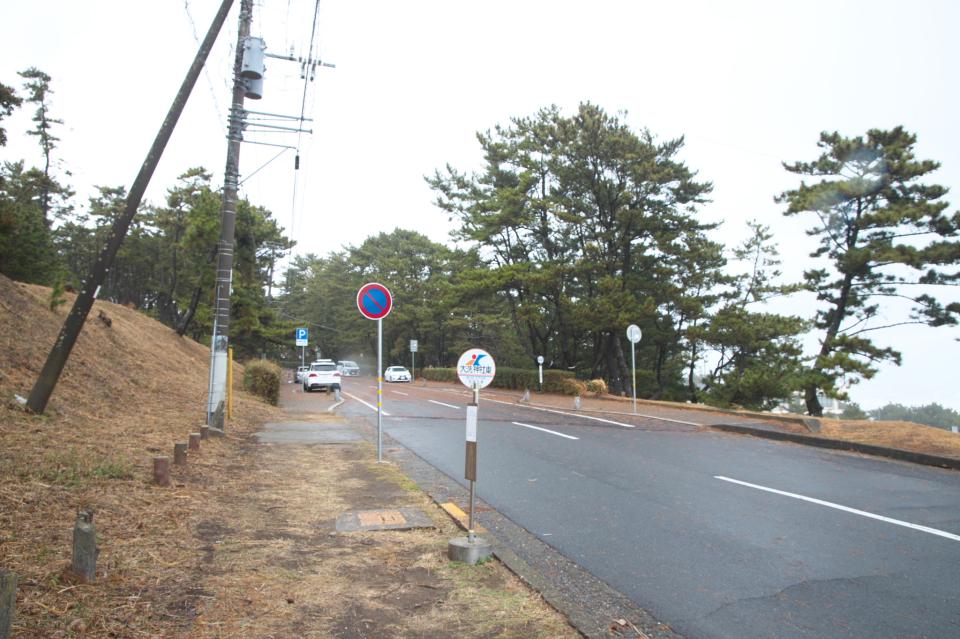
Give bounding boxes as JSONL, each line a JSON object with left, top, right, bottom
{"left": 206, "top": 0, "right": 254, "bottom": 428}
{"left": 26, "top": 0, "right": 236, "bottom": 415}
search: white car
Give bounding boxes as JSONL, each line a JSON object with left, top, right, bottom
{"left": 337, "top": 360, "right": 360, "bottom": 376}
{"left": 384, "top": 366, "right": 411, "bottom": 382}
{"left": 295, "top": 366, "right": 309, "bottom": 382}
{"left": 303, "top": 360, "right": 342, "bottom": 393}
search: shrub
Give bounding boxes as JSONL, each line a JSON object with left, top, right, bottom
{"left": 585, "top": 378, "right": 608, "bottom": 396}
{"left": 560, "top": 378, "right": 588, "bottom": 396}
{"left": 243, "top": 360, "right": 281, "bottom": 405}
{"left": 421, "top": 366, "right": 576, "bottom": 392}
{"left": 422, "top": 367, "right": 458, "bottom": 383}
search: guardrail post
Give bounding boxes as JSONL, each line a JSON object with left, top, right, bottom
{"left": 72, "top": 510, "right": 97, "bottom": 582}
{"left": 0, "top": 570, "right": 15, "bottom": 639}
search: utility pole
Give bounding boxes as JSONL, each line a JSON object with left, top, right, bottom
{"left": 26, "top": 0, "right": 236, "bottom": 415}
{"left": 206, "top": 0, "right": 254, "bottom": 428}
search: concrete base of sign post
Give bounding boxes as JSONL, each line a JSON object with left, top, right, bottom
{"left": 447, "top": 536, "right": 492, "bottom": 565}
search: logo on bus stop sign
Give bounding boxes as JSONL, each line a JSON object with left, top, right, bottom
{"left": 356, "top": 282, "right": 393, "bottom": 320}
{"left": 457, "top": 348, "right": 496, "bottom": 389}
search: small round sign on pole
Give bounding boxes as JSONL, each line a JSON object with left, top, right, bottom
{"left": 626, "top": 324, "right": 642, "bottom": 414}
{"left": 448, "top": 348, "right": 496, "bottom": 565}
{"left": 456, "top": 348, "right": 496, "bottom": 391}
{"left": 357, "top": 282, "right": 393, "bottom": 462}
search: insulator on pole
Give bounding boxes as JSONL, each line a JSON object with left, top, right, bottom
{"left": 294, "top": 154, "right": 300, "bottom": 170}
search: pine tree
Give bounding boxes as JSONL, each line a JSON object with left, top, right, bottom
{"left": 778, "top": 128, "right": 960, "bottom": 416}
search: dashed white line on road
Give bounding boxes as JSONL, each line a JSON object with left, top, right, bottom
{"left": 485, "top": 398, "right": 636, "bottom": 428}
{"left": 428, "top": 399, "right": 460, "bottom": 410}
{"left": 327, "top": 400, "right": 345, "bottom": 413}
{"left": 392, "top": 390, "right": 409, "bottom": 396}
{"left": 512, "top": 421, "right": 579, "bottom": 440}
{"left": 715, "top": 475, "right": 960, "bottom": 543}
{"left": 343, "top": 391, "right": 391, "bottom": 417}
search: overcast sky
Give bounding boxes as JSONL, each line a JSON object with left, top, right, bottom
{"left": 2, "top": 1, "right": 958, "bottom": 410}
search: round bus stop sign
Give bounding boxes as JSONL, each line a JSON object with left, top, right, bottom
{"left": 356, "top": 282, "right": 393, "bottom": 320}
{"left": 457, "top": 348, "right": 496, "bottom": 390}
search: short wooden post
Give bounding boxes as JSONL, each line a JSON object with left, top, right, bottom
{"left": 153, "top": 456, "right": 170, "bottom": 486}
{"left": 0, "top": 570, "right": 16, "bottom": 639}
{"left": 71, "top": 510, "right": 97, "bottom": 583}
{"left": 173, "top": 443, "right": 187, "bottom": 466}
{"left": 200, "top": 425, "right": 210, "bottom": 440}
{"left": 188, "top": 433, "right": 201, "bottom": 451}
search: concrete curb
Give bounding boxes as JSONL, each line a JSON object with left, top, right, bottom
{"left": 709, "top": 423, "right": 960, "bottom": 471}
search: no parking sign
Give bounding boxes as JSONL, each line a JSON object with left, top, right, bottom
{"left": 356, "top": 283, "right": 393, "bottom": 320}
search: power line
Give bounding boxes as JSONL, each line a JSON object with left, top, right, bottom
{"left": 183, "top": 0, "right": 227, "bottom": 124}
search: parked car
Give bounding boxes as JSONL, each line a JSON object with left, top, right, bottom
{"left": 384, "top": 366, "right": 411, "bottom": 383}
{"left": 295, "top": 366, "right": 309, "bottom": 382}
{"left": 337, "top": 360, "right": 360, "bottom": 376}
{"left": 303, "top": 359, "right": 342, "bottom": 393}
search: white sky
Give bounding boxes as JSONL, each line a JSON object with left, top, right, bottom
{"left": 2, "top": 0, "right": 958, "bottom": 411}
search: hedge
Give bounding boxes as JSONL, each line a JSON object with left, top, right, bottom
{"left": 242, "top": 360, "right": 281, "bottom": 405}
{"left": 421, "top": 367, "right": 580, "bottom": 394}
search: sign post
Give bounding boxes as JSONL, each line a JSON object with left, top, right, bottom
{"left": 357, "top": 283, "right": 393, "bottom": 462}
{"left": 448, "top": 348, "right": 496, "bottom": 565}
{"left": 410, "top": 339, "right": 418, "bottom": 382}
{"left": 537, "top": 355, "right": 544, "bottom": 391}
{"left": 295, "top": 327, "right": 308, "bottom": 370}
{"left": 626, "top": 324, "right": 642, "bottom": 415}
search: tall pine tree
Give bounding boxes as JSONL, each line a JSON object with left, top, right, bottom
{"left": 779, "top": 128, "right": 960, "bottom": 415}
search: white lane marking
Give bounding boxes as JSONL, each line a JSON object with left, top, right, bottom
{"left": 327, "top": 400, "right": 345, "bottom": 413}
{"left": 342, "top": 391, "right": 391, "bottom": 417}
{"left": 428, "top": 399, "right": 460, "bottom": 410}
{"left": 715, "top": 475, "right": 960, "bottom": 543}
{"left": 392, "top": 390, "right": 409, "bottom": 396}
{"left": 512, "top": 421, "right": 579, "bottom": 440}
{"left": 486, "top": 398, "right": 635, "bottom": 428}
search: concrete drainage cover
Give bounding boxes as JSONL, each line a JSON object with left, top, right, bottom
{"left": 336, "top": 508, "right": 435, "bottom": 532}
{"left": 256, "top": 422, "right": 361, "bottom": 444}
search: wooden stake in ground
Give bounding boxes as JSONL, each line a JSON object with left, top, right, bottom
{"left": 188, "top": 432, "right": 201, "bottom": 451}
{"left": 0, "top": 570, "right": 15, "bottom": 639}
{"left": 72, "top": 510, "right": 97, "bottom": 583}
{"left": 173, "top": 443, "right": 187, "bottom": 466}
{"left": 153, "top": 457, "right": 170, "bottom": 486}
{"left": 200, "top": 425, "right": 210, "bottom": 440}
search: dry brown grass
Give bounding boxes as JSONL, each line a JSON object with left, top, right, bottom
{"left": 818, "top": 418, "right": 960, "bottom": 459}
{"left": 0, "top": 275, "right": 578, "bottom": 638}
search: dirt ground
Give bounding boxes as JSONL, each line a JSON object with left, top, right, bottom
{"left": 0, "top": 276, "right": 578, "bottom": 638}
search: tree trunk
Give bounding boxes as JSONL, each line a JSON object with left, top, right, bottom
{"left": 604, "top": 333, "right": 625, "bottom": 395}
{"left": 176, "top": 285, "right": 204, "bottom": 336}
{"left": 687, "top": 341, "right": 699, "bottom": 404}
{"left": 804, "top": 383, "right": 823, "bottom": 417}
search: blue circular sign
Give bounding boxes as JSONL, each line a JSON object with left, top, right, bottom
{"left": 356, "top": 282, "right": 393, "bottom": 320}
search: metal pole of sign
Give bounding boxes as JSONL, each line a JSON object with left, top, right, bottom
{"left": 377, "top": 317, "right": 383, "bottom": 462}
{"left": 631, "top": 340, "right": 637, "bottom": 415}
{"left": 466, "top": 383, "right": 480, "bottom": 543}
{"left": 412, "top": 350, "right": 415, "bottom": 383}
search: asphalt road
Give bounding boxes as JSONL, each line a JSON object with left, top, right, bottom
{"left": 306, "top": 376, "right": 960, "bottom": 639}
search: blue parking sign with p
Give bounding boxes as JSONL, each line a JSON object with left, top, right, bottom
{"left": 295, "top": 327, "right": 308, "bottom": 346}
